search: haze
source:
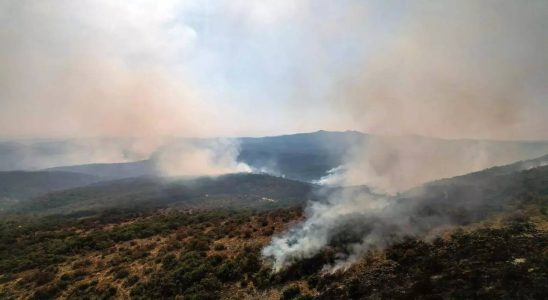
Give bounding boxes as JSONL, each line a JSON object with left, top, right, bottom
{"left": 1, "top": 0, "right": 547, "bottom": 140}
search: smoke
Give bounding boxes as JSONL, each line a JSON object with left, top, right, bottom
{"left": 315, "top": 136, "right": 548, "bottom": 193}
{"left": 328, "top": 0, "right": 548, "bottom": 191}
{"left": 0, "top": 137, "right": 251, "bottom": 178}
{"left": 334, "top": 0, "right": 548, "bottom": 141}
{"left": 264, "top": 0, "right": 548, "bottom": 271}
{"left": 263, "top": 155, "right": 548, "bottom": 272}
{"left": 0, "top": 137, "right": 166, "bottom": 171}
{"left": 153, "top": 139, "right": 251, "bottom": 177}
{"left": 318, "top": 0, "right": 548, "bottom": 191}
{"left": 0, "top": 1, "right": 257, "bottom": 176}
{"left": 0, "top": 0, "right": 217, "bottom": 139}
{"left": 263, "top": 188, "right": 389, "bottom": 272}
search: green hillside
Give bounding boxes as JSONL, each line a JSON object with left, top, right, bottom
{"left": 9, "top": 174, "right": 316, "bottom": 216}
{"left": 0, "top": 171, "right": 102, "bottom": 210}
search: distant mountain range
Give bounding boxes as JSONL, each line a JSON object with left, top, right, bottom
{"left": 2, "top": 152, "right": 547, "bottom": 218}
{"left": 0, "top": 131, "right": 366, "bottom": 181}
{"left": 2, "top": 131, "right": 548, "bottom": 183}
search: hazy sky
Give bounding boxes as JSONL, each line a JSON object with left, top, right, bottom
{"left": 1, "top": 0, "right": 547, "bottom": 140}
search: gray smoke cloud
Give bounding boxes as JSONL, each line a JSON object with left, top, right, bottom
{"left": 264, "top": 0, "right": 548, "bottom": 271}
{"left": 327, "top": 0, "right": 548, "bottom": 191}
{"left": 263, "top": 154, "right": 548, "bottom": 272}
{"left": 153, "top": 138, "right": 251, "bottom": 177}
{"left": 0, "top": 0, "right": 219, "bottom": 139}
{"left": 0, "top": 137, "right": 250, "bottom": 179}
{"left": 333, "top": 0, "right": 548, "bottom": 141}
{"left": 0, "top": 0, "right": 252, "bottom": 176}
{"left": 316, "top": 136, "right": 548, "bottom": 193}
{"left": 0, "top": 137, "right": 164, "bottom": 171}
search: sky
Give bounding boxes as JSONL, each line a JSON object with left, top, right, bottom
{"left": 1, "top": 0, "right": 547, "bottom": 140}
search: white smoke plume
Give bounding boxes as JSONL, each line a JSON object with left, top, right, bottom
{"left": 263, "top": 188, "right": 389, "bottom": 272}
{"left": 314, "top": 136, "right": 548, "bottom": 194}
{"left": 0, "top": 0, "right": 256, "bottom": 177}
{"left": 263, "top": 0, "right": 548, "bottom": 271}
{"left": 263, "top": 153, "right": 548, "bottom": 272}
{"left": 153, "top": 139, "right": 251, "bottom": 177}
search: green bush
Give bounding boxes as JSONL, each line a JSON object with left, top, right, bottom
{"left": 216, "top": 260, "right": 241, "bottom": 282}
{"left": 281, "top": 286, "right": 301, "bottom": 300}
{"left": 114, "top": 268, "right": 129, "bottom": 280}
{"left": 126, "top": 275, "right": 139, "bottom": 286}
{"left": 31, "top": 284, "right": 59, "bottom": 300}
{"left": 213, "top": 243, "right": 226, "bottom": 251}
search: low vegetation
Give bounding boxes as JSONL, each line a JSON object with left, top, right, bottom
{"left": 0, "top": 203, "right": 546, "bottom": 299}
{"left": 0, "top": 160, "right": 546, "bottom": 299}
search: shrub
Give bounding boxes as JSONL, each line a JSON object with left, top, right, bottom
{"left": 242, "top": 231, "right": 252, "bottom": 239}
{"left": 237, "top": 251, "right": 261, "bottom": 274}
{"left": 207, "top": 255, "right": 224, "bottom": 267}
{"left": 216, "top": 261, "right": 241, "bottom": 282}
{"left": 22, "top": 270, "right": 55, "bottom": 286}
{"left": 114, "top": 268, "right": 129, "bottom": 279}
{"left": 31, "top": 284, "right": 59, "bottom": 300}
{"left": 161, "top": 254, "right": 177, "bottom": 270}
{"left": 281, "top": 286, "right": 301, "bottom": 300}
{"left": 213, "top": 243, "right": 226, "bottom": 251}
{"left": 72, "top": 259, "right": 92, "bottom": 268}
{"left": 186, "top": 238, "right": 210, "bottom": 252}
{"left": 125, "top": 275, "right": 139, "bottom": 286}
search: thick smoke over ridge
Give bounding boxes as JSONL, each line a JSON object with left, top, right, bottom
{"left": 0, "top": 1, "right": 251, "bottom": 177}
{"left": 0, "top": 137, "right": 250, "bottom": 178}
{"left": 315, "top": 136, "right": 548, "bottom": 193}
{"left": 263, "top": 0, "right": 548, "bottom": 271}
{"left": 153, "top": 139, "right": 251, "bottom": 177}
{"left": 264, "top": 154, "right": 548, "bottom": 272}
{"left": 332, "top": 0, "right": 548, "bottom": 190}
{"left": 330, "top": 0, "right": 548, "bottom": 190}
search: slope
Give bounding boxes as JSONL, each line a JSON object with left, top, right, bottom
{"left": 10, "top": 173, "right": 316, "bottom": 216}
{"left": 0, "top": 171, "right": 102, "bottom": 209}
